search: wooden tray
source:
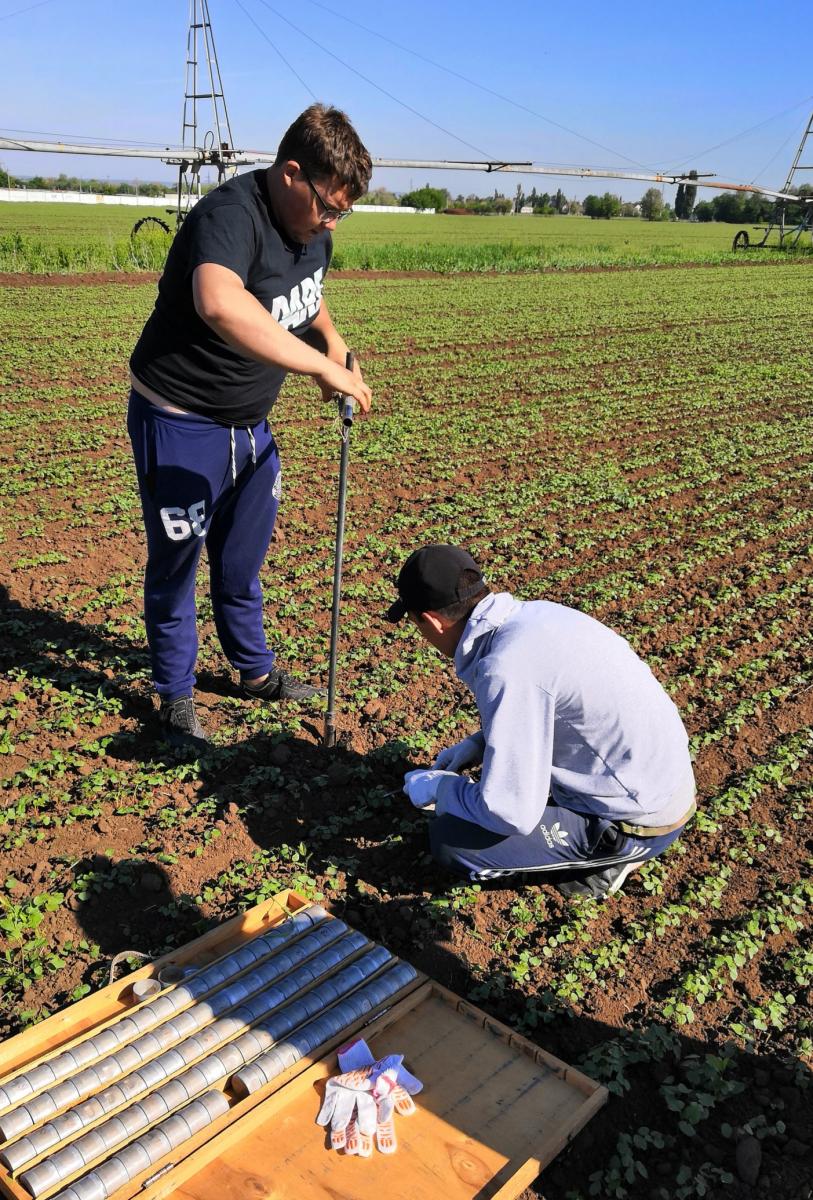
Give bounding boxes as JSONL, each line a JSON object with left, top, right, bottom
{"left": 0, "top": 891, "right": 607, "bottom": 1200}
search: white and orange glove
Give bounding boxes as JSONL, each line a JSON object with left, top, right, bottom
{"left": 316, "top": 1039, "right": 422, "bottom": 1156}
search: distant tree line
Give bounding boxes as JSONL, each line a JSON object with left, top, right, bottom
{"left": 0, "top": 169, "right": 173, "bottom": 196}
{"left": 692, "top": 186, "right": 813, "bottom": 224}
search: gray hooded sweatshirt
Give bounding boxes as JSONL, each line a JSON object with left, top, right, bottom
{"left": 434, "top": 592, "right": 693, "bottom": 838}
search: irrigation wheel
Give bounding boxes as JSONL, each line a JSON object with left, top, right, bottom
{"left": 732, "top": 230, "right": 750, "bottom": 251}
{"left": 131, "top": 216, "right": 171, "bottom": 238}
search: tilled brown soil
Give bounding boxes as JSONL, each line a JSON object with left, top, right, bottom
{"left": 1, "top": 264, "right": 811, "bottom": 1200}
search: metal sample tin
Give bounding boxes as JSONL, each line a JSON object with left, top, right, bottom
{"left": 131, "top": 978, "right": 161, "bottom": 1002}
{"left": 113, "top": 1105, "right": 147, "bottom": 1137}
{"left": 212, "top": 984, "right": 242, "bottom": 1010}
{"left": 50, "top": 1080, "right": 82, "bottom": 1104}
{"left": 197, "top": 1090, "right": 230, "bottom": 1120}
{"left": 92, "top": 1028, "right": 121, "bottom": 1057}
{"left": 153, "top": 1049, "right": 185, "bottom": 1077}
{"left": 184, "top": 978, "right": 209, "bottom": 1000}
{"left": 134, "top": 1059, "right": 167, "bottom": 1090}
{"left": 159, "top": 1077, "right": 189, "bottom": 1109}
{"left": 111, "top": 1076, "right": 140, "bottom": 1104}
{"left": 0, "top": 1136, "right": 38, "bottom": 1173}
{"left": 231, "top": 946, "right": 258, "bottom": 969}
{"left": 0, "top": 1108, "right": 35, "bottom": 1142}
{"left": 97, "top": 1114, "right": 130, "bottom": 1146}
{"left": 128, "top": 1008, "right": 159, "bottom": 1034}
{"left": 163, "top": 988, "right": 192, "bottom": 1011}
{"left": 133, "top": 1030, "right": 163, "bottom": 1058}
{"left": 24, "top": 1091, "right": 58, "bottom": 1124}
{"left": 258, "top": 1051, "right": 284, "bottom": 1080}
{"left": 208, "top": 992, "right": 233, "bottom": 1019}
{"left": 92, "top": 1059, "right": 121, "bottom": 1086}
{"left": 75, "top": 1128, "right": 109, "bottom": 1165}
{"left": 276, "top": 1042, "right": 299, "bottom": 1069}
{"left": 0, "top": 1076, "right": 32, "bottom": 1106}
{"left": 69, "top": 1172, "right": 107, "bottom": 1200}
{"left": 195, "top": 1027, "right": 223, "bottom": 1054}
{"left": 198, "top": 963, "right": 230, "bottom": 989}
{"left": 116, "top": 1140, "right": 152, "bottom": 1178}
{"left": 134, "top": 1092, "right": 169, "bottom": 1122}
{"left": 148, "top": 1024, "right": 178, "bottom": 1051}
{"left": 19, "top": 1159, "right": 61, "bottom": 1197}
{"left": 156, "top": 964, "right": 188, "bottom": 986}
{"left": 75, "top": 1094, "right": 105, "bottom": 1123}
{"left": 25, "top": 1062, "right": 57, "bottom": 1091}
{"left": 230, "top": 1065, "right": 263, "bottom": 1097}
{"left": 212, "top": 1015, "right": 244, "bottom": 1041}
{"left": 167, "top": 1009, "right": 199, "bottom": 1039}
{"left": 61, "top": 1174, "right": 106, "bottom": 1200}
{"left": 94, "top": 1157, "right": 129, "bottom": 1194}
{"left": 71, "top": 1067, "right": 101, "bottom": 1095}
{"left": 68, "top": 1041, "right": 100, "bottom": 1068}
{"left": 177, "top": 1066, "right": 208, "bottom": 1094}
{"left": 138, "top": 1124, "right": 173, "bottom": 1162}
{"left": 208, "top": 1046, "right": 238, "bottom": 1076}
{"left": 196, "top": 1057, "right": 224, "bottom": 1086}
{"left": 112, "top": 1044, "right": 142, "bottom": 1075}
{"left": 175, "top": 1041, "right": 203, "bottom": 1067}
{"left": 281, "top": 999, "right": 309, "bottom": 1025}
{"left": 162, "top": 1112, "right": 193, "bottom": 1148}
{"left": 50, "top": 1141, "right": 85, "bottom": 1178}
{"left": 233, "top": 1030, "right": 269, "bottom": 1060}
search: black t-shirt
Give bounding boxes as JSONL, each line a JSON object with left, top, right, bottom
{"left": 130, "top": 169, "right": 332, "bottom": 426}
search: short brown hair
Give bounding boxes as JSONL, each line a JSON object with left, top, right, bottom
{"left": 275, "top": 104, "right": 372, "bottom": 200}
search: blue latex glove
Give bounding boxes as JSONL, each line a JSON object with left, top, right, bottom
{"left": 403, "top": 768, "right": 458, "bottom": 809}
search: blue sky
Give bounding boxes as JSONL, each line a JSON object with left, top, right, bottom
{"left": 2, "top": 0, "right": 812, "bottom": 201}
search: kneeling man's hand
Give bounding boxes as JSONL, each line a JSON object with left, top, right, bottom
{"left": 433, "top": 734, "right": 483, "bottom": 772}
{"left": 403, "top": 768, "right": 458, "bottom": 809}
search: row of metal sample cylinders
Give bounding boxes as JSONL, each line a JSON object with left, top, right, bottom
{"left": 0, "top": 905, "right": 417, "bottom": 1200}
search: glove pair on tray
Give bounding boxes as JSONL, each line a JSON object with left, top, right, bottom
{"left": 316, "top": 1037, "right": 423, "bottom": 1156}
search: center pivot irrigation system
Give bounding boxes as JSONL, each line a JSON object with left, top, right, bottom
{"left": 2, "top": 0, "right": 812, "bottom": 244}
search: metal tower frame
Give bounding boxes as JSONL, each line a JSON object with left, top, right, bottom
{"left": 177, "top": 0, "right": 237, "bottom": 221}
{"left": 733, "top": 111, "right": 813, "bottom": 250}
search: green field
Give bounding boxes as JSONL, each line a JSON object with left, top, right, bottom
{"left": 1, "top": 258, "right": 811, "bottom": 1197}
{"left": 0, "top": 199, "right": 798, "bottom": 272}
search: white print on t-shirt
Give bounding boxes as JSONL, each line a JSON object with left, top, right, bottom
{"left": 271, "top": 268, "right": 324, "bottom": 330}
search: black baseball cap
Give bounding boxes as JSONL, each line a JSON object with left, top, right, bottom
{"left": 385, "top": 544, "right": 486, "bottom": 623}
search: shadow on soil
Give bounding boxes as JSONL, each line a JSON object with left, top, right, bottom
{"left": 2, "top": 588, "right": 811, "bottom": 1197}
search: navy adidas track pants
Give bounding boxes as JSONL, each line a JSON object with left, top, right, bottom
{"left": 127, "top": 389, "right": 280, "bottom": 699}
{"left": 429, "top": 768, "right": 696, "bottom": 882}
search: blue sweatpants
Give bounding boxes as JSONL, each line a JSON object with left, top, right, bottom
{"left": 127, "top": 389, "right": 281, "bottom": 698}
{"left": 429, "top": 801, "right": 685, "bottom": 882}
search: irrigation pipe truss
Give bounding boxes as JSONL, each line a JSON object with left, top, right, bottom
{"left": 0, "top": 136, "right": 809, "bottom": 203}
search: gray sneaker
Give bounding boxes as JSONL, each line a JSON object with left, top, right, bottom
{"left": 241, "top": 667, "right": 324, "bottom": 703}
{"left": 158, "top": 695, "right": 207, "bottom": 748}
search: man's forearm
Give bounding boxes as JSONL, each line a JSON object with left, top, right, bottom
{"left": 306, "top": 299, "right": 347, "bottom": 362}
{"left": 197, "top": 282, "right": 332, "bottom": 378}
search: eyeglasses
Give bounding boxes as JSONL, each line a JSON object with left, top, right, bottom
{"left": 302, "top": 170, "right": 353, "bottom": 224}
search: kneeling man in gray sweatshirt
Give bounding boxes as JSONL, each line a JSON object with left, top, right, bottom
{"left": 386, "top": 544, "right": 696, "bottom": 898}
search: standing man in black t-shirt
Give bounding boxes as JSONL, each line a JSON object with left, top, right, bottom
{"left": 128, "top": 104, "right": 373, "bottom": 745}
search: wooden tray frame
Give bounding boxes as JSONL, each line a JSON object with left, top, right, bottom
{"left": 0, "top": 891, "right": 607, "bottom": 1200}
